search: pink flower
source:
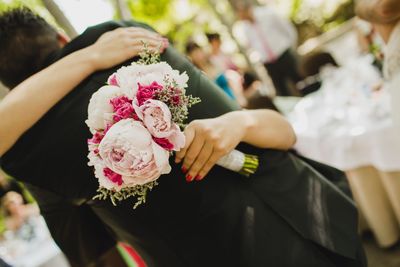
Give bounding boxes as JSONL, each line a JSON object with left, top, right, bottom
{"left": 153, "top": 137, "right": 174, "bottom": 151}
{"left": 110, "top": 96, "right": 137, "bottom": 122}
{"left": 107, "top": 73, "right": 119, "bottom": 86}
{"left": 134, "top": 99, "right": 185, "bottom": 151}
{"left": 103, "top": 167, "right": 123, "bottom": 186}
{"left": 88, "top": 132, "right": 104, "bottom": 145}
{"left": 110, "top": 96, "right": 132, "bottom": 111}
{"left": 136, "top": 82, "right": 163, "bottom": 106}
{"left": 113, "top": 103, "right": 135, "bottom": 122}
{"left": 172, "top": 95, "right": 181, "bottom": 105}
{"left": 98, "top": 119, "right": 171, "bottom": 186}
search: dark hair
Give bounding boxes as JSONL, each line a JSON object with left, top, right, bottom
{"left": 246, "top": 93, "right": 280, "bottom": 112}
{"left": 301, "top": 51, "right": 339, "bottom": 77}
{"left": 185, "top": 41, "right": 201, "bottom": 55}
{"left": 206, "top": 33, "right": 220, "bottom": 43}
{"left": 0, "top": 7, "right": 59, "bottom": 88}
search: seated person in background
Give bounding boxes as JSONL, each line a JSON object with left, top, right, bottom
{"left": 185, "top": 41, "right": 237, "bottom": 100}
{"left": 296, "top": 51, "right": 339, "bottom": 96}
{"left": 206, "top": 33, "right": 239, "bottom": 71}
{"left": 2, "top": 191, "right": 39, "bottom": 233}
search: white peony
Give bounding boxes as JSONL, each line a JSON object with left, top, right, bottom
{"left": 86, "top": 85, "right": 125, "bottom": 133}
{"left": 113, "top": 62, "right": 189, "bottom": 97}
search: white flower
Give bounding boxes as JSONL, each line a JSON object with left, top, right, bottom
{"left": 86, "top": 85, "right": 125, "bottom": 133}
{"left": 113, "top": 62, "right": 188, "bottom": 97}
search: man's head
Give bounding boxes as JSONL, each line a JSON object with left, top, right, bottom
{"left": 185, "top": 41, "right": 206, "bottom": 68}
{"left": 230, "top": 0, "right": 253, "bottom": 21}
{"left": 206, "top": 33, "right": 221, "bottom": 51}
{"left": 0, "top": 7, "right": 67, "bottom": 89}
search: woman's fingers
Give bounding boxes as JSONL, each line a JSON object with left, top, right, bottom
{"left": 175, "top": 125, "right": 195, "bottom": 164}
{"left": 185, "top": 142, "right": 214, "bottom": 181}
{"left": 180, "top": 133, "right": 205, "bottom": 173}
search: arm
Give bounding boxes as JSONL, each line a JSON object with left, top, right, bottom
{"left": 176, "top": 109, "right": 296, "bottom": 180}
{"left": 0, "top": 27, "right": 166, "bottom": 157}
{"left": 355, "top": 0, "right": 400, "bottom": 24}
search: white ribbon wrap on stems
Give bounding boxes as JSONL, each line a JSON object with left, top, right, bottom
{"left": 216, "top": 149, "right": 245, "bottom": 172}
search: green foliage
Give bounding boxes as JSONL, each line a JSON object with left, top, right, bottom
{"left": 121, "top": 0, "right": 220, "bottom": 52}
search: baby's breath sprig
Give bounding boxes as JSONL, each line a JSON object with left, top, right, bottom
{"left": 156, "top": 77, "right": 201, "bottom": 127}
{"left": 94, "top": 181, "right": 158, "bottom": 209}
{"left": 137, "top": 41, "right": 160, "bottom": 65}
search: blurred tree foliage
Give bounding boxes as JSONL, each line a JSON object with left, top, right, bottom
{"left": 284, "top": 0, "right": 355, "bottom": 44}
{"left": 123, "top": 0, "right": 355, "bottom": 47}
{"left": 123, "top": 0, "right": 223, "bottom": 52}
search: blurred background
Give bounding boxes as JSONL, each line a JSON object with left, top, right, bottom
{"left": 0, "top": 0, "right": 400, "bottom": 266}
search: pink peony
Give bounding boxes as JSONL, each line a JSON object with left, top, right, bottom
{"left": 107, "top": 73, "right": 119, "bottom": 86}
{"left": 88, "top": 132, "right": 104, "bottom": 145}
{"left": 134, "top": 99, "right": 185, "bottom": 151}
{"left": 98, "top": 119, "right": 171, "bottom": 186}
{"left": 153, "top": 137, "right": 174, "bottom": 151}
{"left": 136, "top": 82, "right": 163, "bottom": 106}
{"left": 103, "top": 167, "right": 123, "bottom": 186}
{"left": 110, "top": 96, "right": 132, "bottom": 111}
{"left": 110, "top": 96, "right": 137, "bottom": 122}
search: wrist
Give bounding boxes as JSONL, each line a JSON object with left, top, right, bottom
{"left": 77, "top": 45, "right": 100, "bottom": 73}
{"left": 230, "top": 111, "right": 256, "bottom": 142}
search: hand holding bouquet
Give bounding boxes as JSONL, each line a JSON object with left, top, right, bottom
{"left": 86, "top": 45, "right": 258, "bottom": 208}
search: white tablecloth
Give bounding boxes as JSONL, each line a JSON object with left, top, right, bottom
{"left": 289, "top": 55, "right": 400, "bottom": 172}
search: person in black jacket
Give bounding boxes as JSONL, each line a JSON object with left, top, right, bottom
{"left": 0, "top": 7, "right": 366, "bottom": 267}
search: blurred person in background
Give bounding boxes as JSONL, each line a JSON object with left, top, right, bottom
{"left": 354, "top": 18, "right": 385, "bottom": 71}
{"left": 355, "top": 0, "right": 400, "bottom": 131}
{"left": 0, "top": 169, "right": 24, "bottom": 200}
{"left": 232, "top": 0, "right": 303, "bottom": 96}
{"left": 186, "top": 41, "right": 238, "bottom": 100}
{"left": 1, "top": 191, "right": 39, "bottom": 234}
{"left": 206, "top": 33, "right": 238, "bottom": 71}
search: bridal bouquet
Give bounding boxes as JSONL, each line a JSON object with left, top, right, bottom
{"left": 86, "top": 46, "right": 258, "bottom": 208}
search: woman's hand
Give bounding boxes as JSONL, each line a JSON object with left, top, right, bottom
{"left": 175, "top": 110, "right": 296, "bottom": 182}
{"left": 175, "top": 112, "right": 251, "bottom": 182}
{"left": 86, "top": 27, "right": 168, "bottom": 71}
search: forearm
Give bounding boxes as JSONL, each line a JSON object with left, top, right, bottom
{"left": 238, "top": 109, "right": 296, "bottom": 150}
{"left": 0, "top": 47, "right": 96, "bottom": 156}
{"left": 356, "top": 0, "right": 400, "bottom": 23}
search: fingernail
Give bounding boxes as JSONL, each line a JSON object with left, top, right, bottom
{"left": 181, "top": 166, "right": 187, "bottom": 173}
{"left": 163, "top": 41, "right": 169, "bottom": 49}
{"left": 186, "top": 174, "right": 192, "bottom": 182}
{"left": 195, "top": 175, "right": 202, "bottom": 181}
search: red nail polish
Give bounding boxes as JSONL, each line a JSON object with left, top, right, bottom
{"left": 195, "top": 175, "right": 202, "bottom": 181}
{"left": 186, "top": 175, "right": 192, "bottom": 182}
{"left": 182, "top": 166, "right": 187, "bottom": 173}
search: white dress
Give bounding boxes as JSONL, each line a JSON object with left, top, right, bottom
{"left": 383, "top": 21, "right": 400, "bottom": 132}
